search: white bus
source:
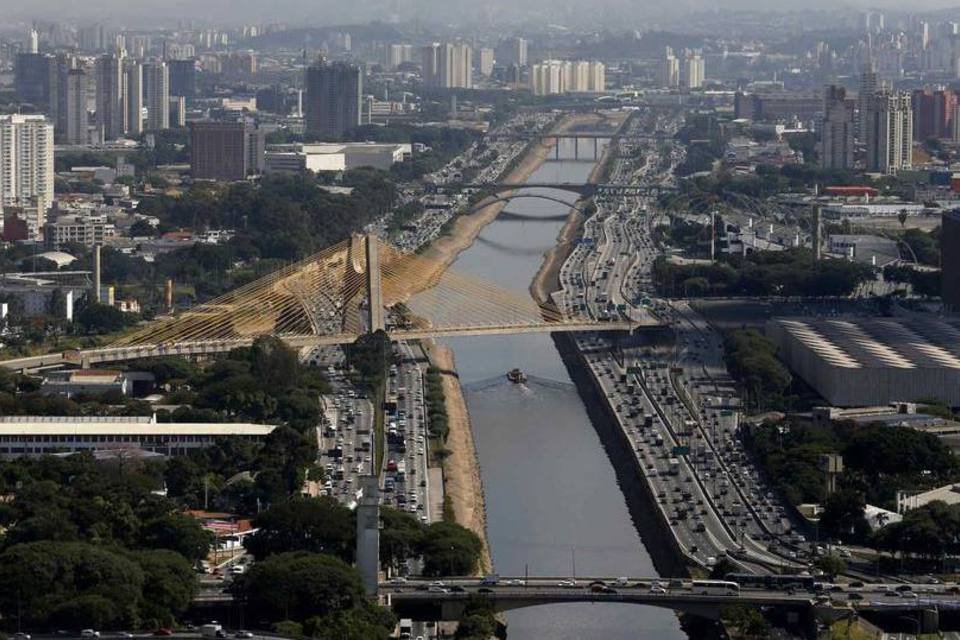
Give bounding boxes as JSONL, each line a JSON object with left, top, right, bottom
{"left": 691, "top": 580, "right": 740, "bottom": 596}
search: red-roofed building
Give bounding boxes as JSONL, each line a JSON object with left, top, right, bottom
{"left": 824, "top": 186, "right": 878, "bottom": 198}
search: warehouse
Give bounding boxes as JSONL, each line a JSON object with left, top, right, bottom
{"left": 766, "top": 316, "right": 960, "bottom": 407}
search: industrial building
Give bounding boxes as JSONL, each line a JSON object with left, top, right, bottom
{"left": 0, "top": 416, "right": 275, "bottom": 457}
{"left": 264, "top": 142, "right": 411, "bottom": 173}
{"left": 767, "top": 316, "right": 960, "bottom": 406}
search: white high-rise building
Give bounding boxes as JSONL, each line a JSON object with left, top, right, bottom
{"left": 124, "top": 60, "right": 143, "bottom": 136}
{"left": 144, "top": 61, "right": 169, "bottom": 131}
{"left": 864, "top": 91, "right": 913, "bottom": 174}
{"left": 478, "top": 48, "right": 495, "bottom": 77}
{"left": 530, "top": 60, "right": 604, "bottom": 95}
{"left": 28, "top": 28, "right": 39, "bottom": 54}
{"left": 421, "top": 42, "right": 472, "bottom": 89}
{"left": 680, "top": 49, "right": 705, "bottom": 89}
{"left": 660, "top": 47, "right": 680, "bottom": 88}
{"left": 0, "top": 114, "right": 55, "bottom": 238}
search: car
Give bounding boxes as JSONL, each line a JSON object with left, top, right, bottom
{"left": 649, "top": 586, "right": 667, "bottom": 594}
{"left": 450, "top": 585, "right": 466, "bottom": 593}
{"left": 152, "top": 630, "right": 173, "bottom": 637}
{"left": 390, "top": 576, "right": 408, "bottom": 584}
{"left": 478, "top": 588, "right": 494, "bottom": 594}
{"left": 428, "top": 586, "right": 448, "bottom": 593}
{"left": 847, "top": 593, "right": 863, "bottom": 601}
{"left": 81, "top": 631, "right": 101, "bottom": 639}
{"left": 12, "top": 633, "right": 31, "bottom": 640}
{"left": 557, "top": 580, "right": 577, "bottom": 588}
{"left": 235, "top": 632, "right": 254, "bottom": 638}
{"left": 895, "top": 585, "right": 913, "bottom": 593}
{"left": 117, "top": 634, "right": 134, "bottom": 639}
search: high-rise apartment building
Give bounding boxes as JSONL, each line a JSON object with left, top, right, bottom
{"left": 680, "top": 49, "right": 705, "bottom": 89}
{"left": 660, "top": 47, "right": 680, "bottom": 88}
{"left": 864, "top": 91, "right": 913, "bottom": 174}
{"left": 304, "top": 60, "right": 362, "bottom": 139}
{"left": 820, "top": 85, "right": 855, "bottom": 170}
{"left": 95, "top": 54, "right": 125, "bottom": 141}
{"left": 496, "top": 37, "right": 527, "bottom": 67}
{"left": 421, "top": 43, "right": 472, "bottom": 89}
{"left": 530, "top": 60, "right": 605, "bottom": 95}
{"left": 912, "top": 88, "right": 957, "bottom": 140}
{"left": 143, "top": 62, "right": 170, "bottom": 131}
{"left": 0, "top": 115, "right": 55, "bottom": 238}
{"left": 477, "top": 48, "right": 495, "bottom": 77}
{"left": 124, "top": 60, "right": 143, "bottom": 136}
{"left": 190, "top": 120, "right": 264, "bottom": 181}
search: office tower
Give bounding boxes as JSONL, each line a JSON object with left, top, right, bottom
{"left": 660, "top": 47, "right": 680, "bottom": 88}
{"left": 189, "top": 120, "right": 264, "bottom": 180}
{"left": 912, "top": 88, "right": 957, "bottom": 140}
{"left": 168, "top": 59, "right": 197, "bottom": 100}
{"left": 143, "top": 62, "right": 170, "bottom": 131}
{"left": 15, "top": 53, "right": 53, "bottom": 107}
{"left": 864, "top": 91, "right": 913, "bottom": 173}
{"left": 0, "top": 115, "right": 55, "bottom": 238}
{"left": 95, "top": 54, "right": 125, "bottom": 140}
{"left": 28, "top": 28, "right": 39, "bottom": 54}
{"left": 58, "top": 67, "right": 89, "bottom": 145}
{"left": 942, "top": 210, "right": 960, "bottom": 311}
{"left": 478, "top": 48, "right": 495, "bottom": 77}
{"left": 421, "top": 43, "right": 472, "bottom": 89}
{"left": 124, "top": 60, "right": 143, "bottom": 136}
{"left": 304, "top": 59, "right": 362, "bottom": 139}
{"left": 857, "top": 67, "right": 878, "bottom": 143}
{"left": 496, "top": 37, "right": 527, "bottom": 66}
{"left": 820, "top": 85, "right": 855, "bottom": 170}
{"left": 680, "top": 49, "right": 705, "bottom": 89}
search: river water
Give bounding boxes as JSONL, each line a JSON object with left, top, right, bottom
{"left": 442, "top": 140, "right": 687, "bottom": 639}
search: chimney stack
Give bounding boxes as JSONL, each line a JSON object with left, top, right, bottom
{"left": 93, "top": 244, "right": 102, "bottom": 304}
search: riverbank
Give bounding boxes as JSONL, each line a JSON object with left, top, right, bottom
{"left": 423, "top": 340, "right": 493, "bottom": 574}
{"left": 529, "top": 113, "right": 622, "bottom": 306}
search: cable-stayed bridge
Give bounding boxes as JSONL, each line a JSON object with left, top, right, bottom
{"left": 1, "top": 234, "right": 650, "bottom": 371}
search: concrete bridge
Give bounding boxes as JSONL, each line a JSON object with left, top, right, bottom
{"left": 451, "top": 183, "right": 675, "bottom": 198}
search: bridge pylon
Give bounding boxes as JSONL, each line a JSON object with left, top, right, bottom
{"left": 365, "top": 234, "right": 385, "bottom": 333}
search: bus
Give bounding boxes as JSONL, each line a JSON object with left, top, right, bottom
{"left": 398, "top": 618, "right": 413, "bottom": 639}
{"left": 725, "top": 573, "right": 816, "bottom": 592}
{"left": 691, "top": 580, "right": 740, "bottom": 596}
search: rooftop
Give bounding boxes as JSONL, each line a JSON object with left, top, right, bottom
{"left": 770, "top": 317, "right": 960, "bottom": 370}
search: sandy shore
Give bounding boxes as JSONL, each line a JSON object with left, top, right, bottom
{"left": 424, "top": 340, "right": 493, "bottom": 574}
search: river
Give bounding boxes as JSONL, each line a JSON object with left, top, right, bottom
{"left": 441, "top": 139, "right": 687, "bottom": 639}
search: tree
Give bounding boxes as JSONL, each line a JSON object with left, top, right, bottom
{"left": 814, "top": 553, "right": 847, "bottom": 578}
{"left": 0, "top": 541, "right": 144, "bottom": 629}
{"left": 419, "top": 521, "right": 484, "bottom": 577}
{"left": 819, "top": 488, "right": 869, "bottom": 542}
{"left": 76, "top": 303, "right": 135, "bottom": 333}
{"left": 246, "top": 497, "right": 355, "bottom": 562}
{"left": 380, "top": 507, "right": 426, "bottom": 570}
{"left": 131, "top": 550, "right": 199, "bottom": 624}
{"left": 140, "top": 513, "right": 214, "bottom": 562}
{"left": 238, "top": 551, "right": 392, "bottom": 630}
{"left": 722, "top": 604, "right": 771, "bottom": 639}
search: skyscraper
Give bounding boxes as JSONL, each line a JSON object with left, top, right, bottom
{"left": 496, "top": 37, "right": 527, "bottom": 67}
{"left": 660, "top": 47, "right": 680, "bottom": 88}
{"left": 15, "top": 53, "right": 54, "bottom": 108}
{"left": 190, "top": 120, "right": 264, "bottom": 181}
{"left": 57, "top": 66, "right": 89, "bottom": 145}
{"left": 124, "top": 60, "right": 143, "bottom": 136}
{"left": 168, "top": 59, "right": 197, "bottom": 100}
{"left": 0, "top": 114, "right": 55, "bottom": 238}
{"left": 95, "top": 54, "right": 125, "bottom": 141}
{"left": 864, "top": 91, "right": 913, "bottom": 174}
{"left": 143, "top": 62, "right": 170, "bottom": 131}
{"left": 912, "top": 88, "right": 957, "bottom": 140}
{"left": 857, "top": 67, "right": 878, "bottom": 143}
{"left": 820, "top": 86, "right": 855, "bottom": 170}
{"left": 680, "top": 49, "right": 705, "bottom": 89}
{"left": 304, "top": 60, "right": 362, "bottom": 140}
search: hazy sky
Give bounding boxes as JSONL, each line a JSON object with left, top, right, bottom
{"left": 7, "top": 0, "right": 960, "bottom": 27}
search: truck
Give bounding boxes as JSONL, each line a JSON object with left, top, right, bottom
{"left": 201, "top": 624, "right": 224, "bottom": 639}
{"left": 668, "top": 457, "right": 681, "bottom": 476}
{"left": 399, "top": 618, "right": 413, "bottom": 639}
{"left": 481, "top": 574, "right": 500, "bottom": 585}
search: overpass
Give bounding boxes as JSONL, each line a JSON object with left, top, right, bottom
{"left": 451, "top": 183, "right": 675, "bottom": 198}
{"left": 0, "top": 235, "right": 651, "bottom": 372}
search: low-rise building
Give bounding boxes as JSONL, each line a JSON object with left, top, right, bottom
{"left": 264, "top": 142, "right": 411, "bottom": 173}
{"left": 44, "top": 214, "right": 117, "bottom": 248}
{"left": 0, "top": 415, "right": 275, "bottom": 457}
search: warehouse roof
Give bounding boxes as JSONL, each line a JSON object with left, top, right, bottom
{"left": 770, "top": 317, "right": 960, "bottom": 370}
{"left": 0, "top": 418, "right": 274, "bottom": 437}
